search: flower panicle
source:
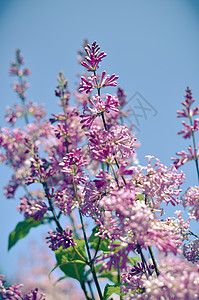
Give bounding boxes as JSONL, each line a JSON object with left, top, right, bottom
{"left": 81, "top": 40, "right": 107, "bottom": 72}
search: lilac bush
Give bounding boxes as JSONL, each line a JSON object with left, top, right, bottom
{"left": 0, "top": 41, "right": 199, "bottom": 299}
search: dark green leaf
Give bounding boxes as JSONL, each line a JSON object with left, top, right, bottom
{"left": 103, "top": 283, "right": 124, "bottom": 300}
{"left": 54, "top": 239, "right": 87, "bottom": 283}
{"left": 99, "top": 266, "right": 119, "bottom": 284}
{"left": 8, "top": 217, "right": 43, "bottom": 250}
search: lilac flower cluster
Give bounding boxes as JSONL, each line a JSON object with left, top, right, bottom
{"left": 46, "top": 227, "right": 76, "bottom": 251}
{"left": 172, "top": 87, "right": 199, "bottom": 169}
{"left": 17, "top": 195, "right": 48, "bottom": 221}
{"left": 0, "top": 275, "right": 45, "bottom": 300}
{"left": 1, "top": 41, "right": 199, "bottom": 299}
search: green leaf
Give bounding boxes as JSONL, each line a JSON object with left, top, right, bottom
{"left": 54, "top": 238, "right": 87, "bottom": 283}
{"left": 99, "top": 266, "right": 119, "bottom": 284}
{"left": 53, "top": 275, "right": 68, "bottom": 286}
{"left": 8, "top": 217, "right": 43, "bottom": 250}
{"left": 136, "top": 193, "right": 145, "bottom": 201}
{"left": 103, "top": 283, "right": 124, "bottom": 300}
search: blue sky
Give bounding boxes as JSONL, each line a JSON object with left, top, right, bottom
{"left": 0, "top": 0, "right": 199, "bottom": 281}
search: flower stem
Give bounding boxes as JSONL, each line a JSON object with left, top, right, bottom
{"left": 189, "top": 117, "right": 199, "bottom": 183}
{"left": 79, "top": 210, "right": 103, "bottom": 300}
{"left": 148, "top": 246, "right": 159, "bottom": 276}
{"left": 42, "top": 181, "right": 63, "bottom": 233}
{"left": 80, "top": 281, "right": 92, "bottom": 300}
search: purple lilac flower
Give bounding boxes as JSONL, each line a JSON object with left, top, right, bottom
{"left": 81, "top": 41, "right": 107, "bottom": 72}
{"left": 171, "top": 145, "right": 198, "bottom": 169}
{"left": 98, "top": 71, "right": 119, "bottom": 88}
{"left": 129, "top": 155, "right": 185, "bottom": 207}
{"left": 178, "top": 119, "right": 199, "bottom": 139}
{"left": 17, "top": 195, "right": 48, "bottom": 221}
{"left": 80, "top": 94, "right": 120, "bottom": 129}
{"left": 0, "top": 275, "right": 23, "bottom": 300}
{"left": 99, "top": 187, "right": 182, "bottom": 255}
{"left": 142, "top": 257, "right": 199, "bottom": 300}
{"left": 182, "top": 186, "right": 199, "bottom": 221}
{"left": 60, "top": 148, "right": 88, "bottom": 183}
{"left": 183, "top": 238, "right": 199, "bottom": 263}
{"left": 23, "top": 288, "right": 46, "bottom": 300}
{"left": 86, "top": 125, "right": 136, "bottom": 163}
{"left": 79, "top": 72, "right": 118, "bottom": 94}
{"left": 117, "top": 87, "right": 127, "bottom": 107}
{"left": 121, "top": 257, "right": 199, "bottom": 299}
{"left": 177, "top": 87, "right": 199, "bottom": 118}
{"left": 46, "top": 227, "right": 76, "bottom": 251}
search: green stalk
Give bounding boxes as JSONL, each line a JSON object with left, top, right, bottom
{"left": 18, "top": 76, "right": 29, "bottom": 125}
{"left": 42, "top": 181, "right": 63, "bottom": 233}
{"left": 148, "top": 246, "right": 159, "bottom": 276}
{"left": 79, "top": 210, "right": 103, "bottom": 300}
{"left": 189, "top": 116, "right": 199, "bottom": 183}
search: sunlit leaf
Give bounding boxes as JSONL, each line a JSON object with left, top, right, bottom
{"left": 8, "top": 217, "right": 43, "bottom": 250}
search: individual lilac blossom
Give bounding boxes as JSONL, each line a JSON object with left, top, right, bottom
{"left": 0, "top": 127, "right": 29, "bottom": 169}
{"left": 98, "top": 71, "right": 119, "bottom": 88}
{"left": 5, "top": 105, "right": 22, "bottom": 126}
{"left": 9, "top": 49, "right": 31, "bottom": 79}
{"left": 4, "top": 175, "right": 22, "bottom": 199}
{"left": 5, "top": 101, "right": 46, "bottom": 126}
{"left": 46, "top": 227, "right": 76, "bottom": 251}
{"left": 171, "top": 146, "right": 197, "bottom": 169}
{"left": 98, "top": 188, "right": 182, "bottom": 256}
{"left": 121, "top": 257, "right": 199, "bottom": 299}
{"left": 181, "top": 186, "right": 199, "bottom": 220}
{"left": 80, "top": 181, "right": 106, "bottom": 217}
{"left": 0, "top": 275, "right": 23, "bottom": 300}
{"left": 86, "top": 125, "right": 136, "bottom": 163}
{"left": 79, "top": 74, "right": 97, "bottom": 93}
{"left": 128, "top": 155, "right": 185, "bottom": 207}
{"left": 51, "top": 108, "right": 84, "bottom": 152}
{"left": 81, "top": 40, "right": 107, "bottom": 72}
{"left": 177, "top": 87, "right": 199, "bottom": 119}
{"left": 54, "top": 71, "right": 71, "bottom": 108}
{"left": 141, "top": 257, "right": 199, "bottom": 299}
{"left": 26, "top": 101, "right": 46, "bottom": 121}
{"left": 120, "top": 263, "right": 155, "bottom": 296}
{"left": 79, "top": 170, "right": 115, "bottom": 216}
{"left": 59, "top": 148, "right": 89, "bottom": 183}
{"left": 130, "top": 262, "right": 155, "bottom": 276}
{"left": 80, "top": 94, "right": 120, "bottom": 129}
{"left": 174, "top": 210, "right": 190, "bottom": 236}
{"left": 12, "top": 80, "right": 30, "bottom": 101}
{"left": 9, "top": 49, "right": 31, "bottom": 103}
{"left": 178, "top": 119, "right": 199, "bottom": 139}
{"left": 79, "top": 72, "right": 118, "bottom": 93}
{"left": 183, "top": 238, "right": 199, "bottom": 263}
{"left": 53, "top": 189, "right": 75, "bottom": 215}
{"left": 24, "top": 120, "right": 54, "bottom": 145}
{"left": 25, "top": 155, "right": 56, "bottom": 186}
{"left": 77, "top": 38, "right": 89, "bottom": 64}
{"left": 121, "top": 269, "right": 145, "bottom": 296}
{"left": 17, "top": 195, "right": 48, "bottom": 221}
{"left": 23, "top": 288, "right": 46, "bottom": 300}
{"left": 117, "top": 87, "right": 128, "bottom": 107}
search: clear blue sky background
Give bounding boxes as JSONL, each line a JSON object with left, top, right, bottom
{"left": 0, "top": 0, "right": 199, "bottom": 281}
